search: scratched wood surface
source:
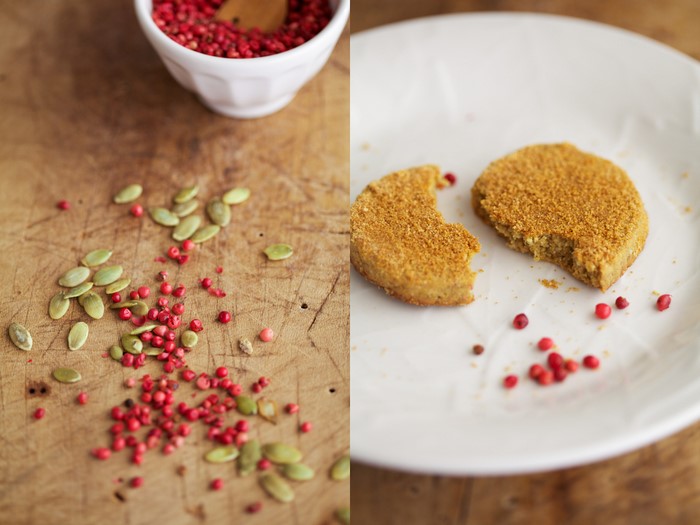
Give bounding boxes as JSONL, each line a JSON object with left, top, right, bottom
{"left": 0, "top": 1, "right": 349, "bottom": 525}
{"left": 351, "top": 1, "right": 700, "bottom": 524}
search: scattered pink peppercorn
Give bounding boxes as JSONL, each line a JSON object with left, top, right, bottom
{"left": 565, "top": 359, "right": 579, "bottom": 372}
{"left": 173, "top": 285, "right": 186, "bottom": 298}
{"left": 167, "top": 246, "right": 180, "bottom": 259}
{"left": 130, "top": 203, "right": 144, "bottom": 217}
{"left": 512, "top": 313, "right": 529, "bottom": 330}
{"left": 657, "top": 294, "right": 672, "bottom": 311}
{"left": 200, "top": 277, "right": 213, "bottom": 289}
{"left": 218, "top": 311, "right": 232, "bottom": 324}
{"left": 258, "top": 376, "right": 270, "bottom": 388}
{"left": 285, "top": 403, "right": 299, "bottom": 414}
{"left": 595, "top": 303, "right": 612, "bottom": 319}
{"left": 160, "top": 282, "right": 173, "bottom": 295}
{"left": 211, "top": 478, "right": 224, "bottom": 491}
{"left": 547, "top": 352, "right": 564, "bottom": 370}
{"left": 583, "top": 355, "right": 600, "bottom": 369}
{"left": 182, "top": 370, "right": 196, "bottom": 382}
{"left": 615, "top": 296, "right": 629, "bottom": 309}
{"left": 172, "top": 303, "right": 185, "bottom": 315}
{"left": 257, "top": 458, "right": 272, "bottom": 471}
{"left": 129, "top": 290, "right": 140, "bottom": 300}
{"left": 137, "top": 286, "right": 150, "bottom": 298}
{"left": 119, "top": 307, "right": 132, "bottom": 321}
{"left": 538, "top": 370, "right": 554, "bottom": 386}
{"left": 259, "top": 327, "right": 274, "bottom": 342}
{"left": 130, "top": 476, "right": 144, "bottom": 488}
{"left": 503, "top": 375, "right": 518, "bottom": 389}
{"left": 77, "top": 392, "right": 88, "bottom": 405}
{"left": 189, "top": 319, "right": 203, "bottom": 332}
{"left": 111, "top": 292, "right": 122, "bottom": 303}
{"left": 177, "top": 255, "right": 190, "bottom": 265}
{"left": 246, "top": 501, "right": 263, "bottom": 514}
{"left": 529, "top": 364, "right": 545, "bottom": 379}
{"left": 215, "top": 367, "right": 228, "bottom": 378}
{"left": 124, "top": 377, "right": 136, "bottom": 388}
{"left": 444, "top": 172, "right": 457, "bottom": 185}
{"left": 216, "top": 266, "right": 223, "bottom": 274}
{"left": 33, "top": 407, "right": 46, "bottom": 420}
{"left": 181, "top": 239, "right": 195, "bottom": 252}
{"left": 93, "top": 447, "right": 111, "bottom": 460}
{"left": 553, "top": 368, "right": 568, "bottom": 382}
{"left": 251, "top": 383, "right": 262, "bottom": 394}
{"left": 300, "top": 421, "right": 313, "bottom": 433}
{"left": 537, "top": 337, "right": 554, "bottom": 351}
{"left": 57, "top": 200, "right": 70, "bottom": 210}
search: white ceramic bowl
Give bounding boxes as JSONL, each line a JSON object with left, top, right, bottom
{"left": 134, "top": 0, "right": 349, "bottom": 118}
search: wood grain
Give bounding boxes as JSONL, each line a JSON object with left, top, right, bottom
{"left": 0, "top": 1, "right": 348, "bottom": 525}
{"left": 350, "top": 1, "right": 700, "bottom": 524}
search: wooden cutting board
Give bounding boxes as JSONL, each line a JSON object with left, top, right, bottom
{"left": 0, "top": 1, "right": 349, "bottom": 524}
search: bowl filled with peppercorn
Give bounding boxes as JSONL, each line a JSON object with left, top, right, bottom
{"left": 134, "top": 0, "right": 349, "bottom": 119}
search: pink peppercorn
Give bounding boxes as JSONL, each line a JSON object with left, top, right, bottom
{"left": 257, "top": 458, "right": 272, "bottom": 471}
{"left": 529, "top": 364, "right": 545, "bottom": 379}
{"left": 595, "top": 303, "right": 612, "bottom": 319}
{"left": 77, "top": 392, "right": 88, "bottom": 405}
{"left": 537, "top": 337, "right": 554, "bottom": 351}
{"left": 200, "top": 277, "right": 213, "bottom": 289}
{"left": 259, "top": 327, "right": 274, "bottom": 342}
{"left": 196, "top": 376, "right": 211, "bottom": 390}
{"left": 119, "top": 307, "right": 132, "bottom": 321}
{"left": 111, "top": 292, "right": 122, "bottom": 303}
{"left": 124, "top": 377, "right": 136, "bottom": 388}
{"left": 538, "top": 370, "right": 554, "bottom": 386}
{"left": 215, "top": 367, "right": 228, "bottom": 378}
{"left": 172, "top": 303, "right": 185, "bottom": 315}
{"left": 182, "top": 370, "right": 196, "bottom": 382}
{"left": 444, "top": 172, "right": 457, "bottom": 185}
{"left": 129, "top": 290, "right": 140, "bottom": 300}
{"left": 235, "top": 420, "right": 249, "bottom": 432}
{"left": 57, "top": 200, "right": 70, "bottom": 210}
{"left": 33, "top": 407, "right": 46, "bottom": 420}
{"left": 285, "top": 403, "right": 299, "bottom": 414}
{"left": 615, "top": 296, "right": 629, "bottom": 309}
{"left": 216, "top": 266, "right": 223, "bottom": 274}
{"left": 512, "top": 313, "right": 529, "bottom": 330}
{"left": 300, "top": 421, "right": 313, "bottom": 433}
{"left": 547, "top": 352, "right": 564, "bottom": 370}
{"left": 218, "top": 311, "right": 232, "bottom": 324}
{"left": 189, "top": 319, "right": 203, "bottom": 332}
{"left": 246, "top": 502, "right": 263, "bottom": 514}
{"left": 503, "top": 375, "right": 518, "bottom": 389}
{"left": 657, "top": 294, "right": 672, "bottom": 311}
{"left": 167, "top": 246, "right": 180, "bottom": 259}
{"left": 138, "top": 286, "right": 150, "bottom": 298}
{"left": 160, "top": 282, "right": 173, "bottom": 295}
{"left": 182, "top": 239, "right": 195, "bottom": 251}
{"left": 130, "top": 476, "right": 144, "bottom": 488}
{"left": 258, "top": 376, "right": 270, "bottom": 388}
{"left": 93, "top": 448, "right": 111, "bottom": 460}
{"left": 130, "top": 203, "right": 144, "bottom": 217}
{"left": 251, "top": 383, "right": 262, "bottom": 394}
{"left": 553, "top": 368, "right": 568, "bottom": 382}
{"left": 177, "top": 255, "right": 190, "bottom": 265}
{"left": 565, "top": 359, "right": 579, "bottom": 372}
{"left": 173, "top": 285, "right": 186, "bottom": 298}
{"left": 583, "top": 355, "right": 600, "bottom": 369}
{"left": 211, "top": 478, "right": 224, "bottom": 491}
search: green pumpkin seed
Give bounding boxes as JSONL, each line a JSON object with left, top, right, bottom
{"left": 173, "top": 185, "right": 199, "bottom": 204}
{"left": 130, "top": 300, "right": 149, "bottom": 316}
{"left": 143, "top": 347, "right": 161, "bottom": 356}
{"left": 82, "top": 291, "right": 104, "bottom": 320}
{"left": 262, "top": 443, "right": 302, "bottom": 465}
{"left": 238, "top": 337, "right": 253, "bottom": 355}
{"left": 180, "top": 330, "right": 198, "bottom": 348}
{"left": 53, "top": 367, "right": 82, "bottom": 383}
{"left": 110, "top": 300, "right": 138, "bottom": 310}
{"left": 121, "top": 334, "right": 143, "bottom": 355}
{"left": 257, "top": 398, "right": 278, "bottom": 424}
{"left": 106, "top": 278, "right": 131, "bottom": 294}
{"left": 113, "top": 183, "right": 143, "bottom": 204}
{"left": 172, "top": 215, "right": 202, "bottom": 241}
{"left": 58, "top": 266, "right": 90, "bottom": 287}
{"left": 129, "top": 324, "right": 158, "bottom": 335}
{"left": 191, "top": 224, "right": 220, "bottom": 244}
{"left": 172, "top": 200, "right": 199, "bottom": 217}
{"left": 204, "top": 446, "right": 240, "bottom": 463}
{"left": 8, "top": 322, "right": 32, "bottom": 351}
{"left": 259, "top": 473, "right": 294, "bottom": 503}
{"left": 238, "top": 439, "right": 261, "bottom": 476}
{"left": 64, "top": 281, "right": 94, "bottom": 299}
{"left": 109, "top": 345, "right": 124, "bottom": 361}
{"left": 330, "top": 455, "right": 350, "bottom": 481}
{"left": 68, "top": 322, "right": 89, "bottom": 350}
{"left": 222, "top": 187, "right": 251, "bottom": 205}
{"left": 282, "top": 463, "right": 315, "bottom": 481}
{"left": 236, "top": 395, "right": 258, "bottom": 416}
{"left": 264, "top": 244, "right": 293, "bottom": 261}
{"left": 81, "top": 249, "right": 113, "bottom": 267}
{"left": 149, "top": 207, "right": 180, "bottom": 227}
{"left": 336, "top": 507, "right": 350, "bottom": 525}
{"left": 206, "top": 199, "right": 231, "bottom": 227}
{"left": 49, "top": 292, "right": 70, "bottom": 320}
{"left": 93, "top": 265, "right": 123, "bottom": 286}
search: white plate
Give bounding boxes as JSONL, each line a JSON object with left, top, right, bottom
{"left": 350, "top": 13, "right": 700, "bottom": 475}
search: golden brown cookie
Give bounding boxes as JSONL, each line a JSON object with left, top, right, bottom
{"left": 351, "top": 165, "right": 481, "bottom": 306}
{"left": 471, "top": 143, "right": 648, "bottom": 291}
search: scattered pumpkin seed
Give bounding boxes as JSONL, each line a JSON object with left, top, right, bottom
{"left": 206, "top": 199, "right": 231, "bottom": 227}
{"left": 81, "top": 249, "right": 112, "bottom": 267}
{"left": 259, "top": 472, "right": 294, "bottom": 503}
{"left": 110, "top": 300, "right": 138, "bottom": 310}
{"left": 53, "top": 367, "right": 82, "bottom": 383}
{"left": 143, "top": 347, "right": 161, "bottom": 356}
{"left": 109, "top": 345, "right": 124, "bottom": 361}
{"left": 130, "top": 300, "right": 149, "bottom": 316}
{"left": 336, "top": 507, "right": 350, "bottom": 525}
{"left": 238, "top": 337, "right": 253, "bottom": 355}
{"left": 68, "top": 321, "right": 89, "bottom": 350}
{"left": 172, "top": 215, "right": 202, "bottom": 241}
{"left": 8, "top": 322, "right": 32, "bottom": 351}
{"left": 222, "top": 187, "right": 251, "bottom": 205}
{"left": 82, "top": 291, "right": 104, "bottom": 320}
{"left": 93, "top": 265, "right": 124, "bottom": 286}
{"left": 172, "top": 200, "right": 199, "bottom": 217}
{"left": 149, "top": 207, "right": 180, "bottom": 227}
{"left": 238, "top": 439, "right": 261, "bottom": 476}
{"left": 121, "top": 334, "right": 143, "bottom": 355}
{"left": 129, "top": 324, "right": 158, "bottom": 335}
{"left": 49, "top": 292, "right": 70, "bottom": 320}
{"left": 173, "top": 185, "right": 199, "bottom": 204}
{"left": 262, "top": 443, "right": 302, "bottom": 465}
{"left": 257, "top": 398, "right": 278, "bottom": 424}
{"left": 282, "top": 463, "right": 315, "bottom": 481}
{"left": 236, "top": 395, "right": 258, "bottom": 416}
{"left": 180, "top": 330, "right": 198, "bottom": 348}
{"left": 106, "top": 278, "right": 131, "bottom": 294}
{"left": 204, "top": 446, "right": 240, "bottom": 463}
{"left": 58, "top": 266, "right": 90, "bottom": 287}
{"left": 330, "top": 454, "right": 350, "bottom": 481}
{"left": 191, "top": 224, "right": 220, "bottom": 243}
{"left": 64, "top": 281, "right": 94, "bottom": 299}
{"left": 263, "top": 244, "right": 293, "bottom": 261}
{"left": 113, "top": 183, "right": 143, "bottom": 204}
